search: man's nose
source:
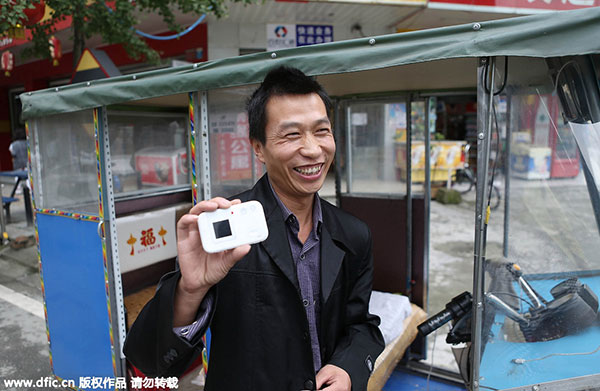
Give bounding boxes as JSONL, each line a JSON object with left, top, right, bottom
{"left": 301, "top": 134, "right": 321, "bottom": 156}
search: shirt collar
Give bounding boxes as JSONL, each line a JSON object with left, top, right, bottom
{"left": 267, "top": 177, "right": 322, "bottom": 235}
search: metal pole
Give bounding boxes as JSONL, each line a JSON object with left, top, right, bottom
{"left": 334, "top": 100, "right": 342, "bottom": 207}
{"left": 200, "top": 91, "right": 211, "bottom": 200}
{"left": 471, "top": 57, "right": 496, "bottom": 391}
{"left": 189, "top": 92, "right": 199, "bottom": 205}
{"left": 0, "top": 181, "right": 7, "bottom": 245}
{"left": 423, "top": 97, "right": 431, "bottom": 311}
{"left": 406, "top": 97, "right": 413, "bottom": 298}
{"left": 346, "top": 105, "right": 353, "bottom": 194}
{"left": 503, "top": 95, "right": 512, "bottom": 258}
{"left": 97, "top": 107, "right": 127, "bottom": 377}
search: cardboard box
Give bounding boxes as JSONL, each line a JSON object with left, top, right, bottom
{"left": 135, "top": 147, "right": 188, "bottom": 186}
{"left": 510, "top": 144, "right": 551, "bottom": 180}
{"left": 395, "top": 140, "right": 466, "bottom": 183}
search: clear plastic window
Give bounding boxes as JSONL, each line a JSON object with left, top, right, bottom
{"left": 475, "top": 57, "right": 600, "bottom": 390}
{"left": 107, "top": 111, "right": 189, "bottom": 196}
{"left": 346, "top": 101, "right": 408, "bottom": 195}
{"left": 29, "top": 110, "right": 99, "bottom": 214}
{"left": 207, "top": 86, "right": 263, "bottom": 198}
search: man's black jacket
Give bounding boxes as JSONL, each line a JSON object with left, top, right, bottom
{"left": 124, "top": 175, "right": 384, "bottom": 390}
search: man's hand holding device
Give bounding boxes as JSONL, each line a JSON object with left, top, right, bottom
{"left": 173, "top": 198, "right": 267, "bottom": 326}
{"left": 197, "top": 200, "right": 268, "bottom": 253}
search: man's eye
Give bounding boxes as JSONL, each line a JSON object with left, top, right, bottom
{"left": 316, "top": 128, "right": 331, "bottom": 134}
{"left": 286, "top": 132, "right": 300, "bottom": 138}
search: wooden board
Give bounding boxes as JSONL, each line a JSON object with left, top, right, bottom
{"left": 367, "top": 304, "right": 428, "bottom": 391}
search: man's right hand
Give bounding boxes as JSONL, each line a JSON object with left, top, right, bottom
{"left": 173, "top": 197, "right": 251, "bottom": 326}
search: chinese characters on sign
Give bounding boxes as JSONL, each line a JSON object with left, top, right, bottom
{"left": 140, "top": 228, "right": 157, "bottom": 247}
{"left": 216, "top": 133, "right": 254, "bottom": 181}
{"left": 212, "top": 112, "right": 262, "bottom": 181}
{"left": 117, "top": 207, "right": 178, "bottom": 273}
{"left": 267, "top": 24, "right": 334, "bottom": 51}
{"left": 127, "top": 227, "right": 168, "bottom": 255}
{"left": 296, "top": 25, "right": 333, "bottom": 47}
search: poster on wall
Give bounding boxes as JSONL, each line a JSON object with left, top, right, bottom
{"left": 211, "top": 112, "right": 262, "bottom": 181}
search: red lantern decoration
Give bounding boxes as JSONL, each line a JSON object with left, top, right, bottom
{"left": 1, "top": 51, "right": 15, "bottom": 77}
{"left": 22, "top": 0, "right": 46, "bottom": 27}
{"left": 49, "top": 36, "right": 62, "bottom": 66}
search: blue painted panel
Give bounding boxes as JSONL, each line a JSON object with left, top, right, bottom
{"left": 37, "top": 214, "right": 114, "bottom": 388}
{"left": 480, "top": 275, "right": 600, "bottom": 389}
{"left": 383, "top": 369, "right": 465, "bottom": 391}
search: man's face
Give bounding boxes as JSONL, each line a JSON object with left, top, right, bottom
{"left": 252, "top": 93, "right": 335, "bottom": 202}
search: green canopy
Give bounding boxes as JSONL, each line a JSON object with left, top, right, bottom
{"left": 21, "top": 6, "right": 600, "bottom": 119}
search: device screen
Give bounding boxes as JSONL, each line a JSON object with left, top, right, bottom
{"left": 213, "top": 219, "right": 232, "bottom": 239}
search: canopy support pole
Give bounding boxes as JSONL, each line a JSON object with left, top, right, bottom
{"left": 471, "top": 56, "right": 496, "bottom": 391}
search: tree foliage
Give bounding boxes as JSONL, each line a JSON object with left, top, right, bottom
{"left": 0, "top": 0, "right": 37, "bottom": 33}
{"left": 1, "top": 0, "right": 256, "bottom": 69}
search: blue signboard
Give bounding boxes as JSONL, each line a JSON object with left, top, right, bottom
{"left": 296, "top": 24, "right": 333, "bottom": 46}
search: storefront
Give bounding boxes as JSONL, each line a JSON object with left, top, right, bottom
{"left": 5, "top": 0, "right": 599, "bottom": 171}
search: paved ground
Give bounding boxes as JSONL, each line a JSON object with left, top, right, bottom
{"left": 1, "top": 173, "right": 598, "bottom": 390}
{"left": 0, "top": 198, "right": 55, "bottom": 391}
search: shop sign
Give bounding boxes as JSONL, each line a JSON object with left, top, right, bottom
{"left": 212, "top": 112, "right": 261, "bottom": 181}
{"left": 0, "top": 36, "right": 28, "bottom": 51}
{"left": 287, "top": 0, "right": 427, "bottom": 5}
{"left": 296, "top": 24, "right": 333, "bottom": 46}
{"left": 267, "top": 24, "right": 334, "bottom": 51}
{"left": 429, "top": 0, "right": 597, "bottom": 13}
{"left": 267, "top": 24, "right": 297, "bottom": 51}
{"left": 117, "top": 207, "right": 178, "bottom": 273}
{"left": 0, "top": 38, "right": 13, "bottom": 50}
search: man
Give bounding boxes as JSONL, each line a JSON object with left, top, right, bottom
{"left": 124, "top": 66, "right": 384, "bottom": 390}
{"left": 9, "top": 128, "right": 27, "bottom": 171}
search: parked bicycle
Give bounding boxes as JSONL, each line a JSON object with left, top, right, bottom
{"left": 451, "top": 144, "right": 502, "bottom": 210}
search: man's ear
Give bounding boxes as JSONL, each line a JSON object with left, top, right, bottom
{"left": 251, "top": 138, "right": 266, "bottom": 164}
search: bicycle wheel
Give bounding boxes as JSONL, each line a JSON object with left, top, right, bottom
{"left": 451, "top": 168, "right": 475, "bottom": 194}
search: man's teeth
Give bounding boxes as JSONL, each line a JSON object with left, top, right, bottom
{"left": 295, "top": 165, "right": 321, "bottom": 175}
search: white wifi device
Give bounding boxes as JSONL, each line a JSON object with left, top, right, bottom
{"left": 197, "top": 200, "right": 269, "bottom": 253}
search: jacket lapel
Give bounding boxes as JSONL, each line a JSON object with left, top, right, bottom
{"left": 251, "top": 175, "right": 347, "bottom": 300}
{"left": 261, "top": 208, "right": 300, "bottom": 292}
{"left": 320, "top": 217, "right": 345, "bottom": 305}
{"left": 253, "top": 175, "right": 300, "bottom": 292}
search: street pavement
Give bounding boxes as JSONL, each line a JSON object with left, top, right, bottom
{"left": 0, "top": 198, "right": 55, "bottom": 391}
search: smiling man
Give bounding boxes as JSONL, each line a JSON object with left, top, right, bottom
{"left": 124, "top": 66, "right": 384, "bottom": 391}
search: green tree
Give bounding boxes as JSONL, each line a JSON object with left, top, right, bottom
{"left": 1, "top": 0, "right": 255, "bottom": 70}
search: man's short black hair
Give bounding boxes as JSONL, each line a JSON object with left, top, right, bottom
{"left": 247, "top": 66, "right": 332, "bottom": 144}
{"left": 13, "top": 127, "right": 26, "bottom": 141}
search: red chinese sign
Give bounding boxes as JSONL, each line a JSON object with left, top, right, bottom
{"left": 126, "top": 226, "right": 169, "bottom": 255}
{"left": 429, "top": 0, "right": 597, "bottom": 12}
{"left": 212, "top": 112, "right": 263, "bottom": 181}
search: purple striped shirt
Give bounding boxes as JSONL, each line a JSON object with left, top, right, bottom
{"left": 270, "top": 184, "right": 323, "bottom": 373}
{"left": 172, "top": 288, "right": 214, "bottom": 340}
